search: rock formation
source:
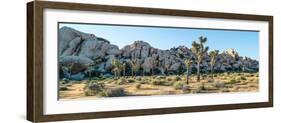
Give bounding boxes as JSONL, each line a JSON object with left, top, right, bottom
{"left": 58, "top": 26, "right": 259, "bottom": 79}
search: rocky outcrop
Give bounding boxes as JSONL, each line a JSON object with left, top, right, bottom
{"left": 58, "top": 27, "right": 259, "bottom": 79}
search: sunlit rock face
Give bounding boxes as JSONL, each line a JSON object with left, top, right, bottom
{"left": 58, "top": 27, "right": 259, "bottom": 79}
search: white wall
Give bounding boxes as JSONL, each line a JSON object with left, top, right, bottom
{"left": 0, "top": 0, "right": 280, "bottom": 123}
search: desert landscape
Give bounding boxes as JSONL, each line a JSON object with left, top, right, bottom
{"left": 58, "top": 26, "right": 259, "bottom": 100}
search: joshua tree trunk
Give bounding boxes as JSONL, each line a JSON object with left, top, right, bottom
{"left": 186, "top": 71, "right": 189, "bottom": 84}
{"left": 89, "top": 71, "right": 92, "bottom": 80}
{"left": 211, "top": 65, "right": 214, "bottom": 80}
{"left": 118, "top": 71, "right": 121, "bottom": 79}
{"left": 114, "top": 71, "right": 117, "bottom": 78}
{"left": 68, "top": 65, "right": 72, "bottom": 80}
{"left": 68, "top": 68, "right": 71, "bottom": 79}
{"left": 123, "top": 68, "right": 126, "bottom": 78}
{"left": 197, "top": 61, "right": 200, "bottom": 82}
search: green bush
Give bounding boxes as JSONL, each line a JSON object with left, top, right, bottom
{"left": 174, "top": 82, "right": 185, "bottom": 90}
{"left": 99, "top": 87, "right": 126, "bottom": 97}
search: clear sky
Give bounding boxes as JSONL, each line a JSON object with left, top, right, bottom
{"left": 59, "top": 23, "right": 259, "bottom": 60}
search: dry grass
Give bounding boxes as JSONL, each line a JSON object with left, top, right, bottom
{"left": 59, "top": 72, "right": 259, "bottom": 99}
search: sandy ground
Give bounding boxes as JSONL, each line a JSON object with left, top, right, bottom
{"left": 59, "top": 73, "right": 259, "bottom": 100}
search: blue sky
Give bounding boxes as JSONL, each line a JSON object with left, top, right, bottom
{"left": 59, "top": 23, "right": 259, "bottom": 60}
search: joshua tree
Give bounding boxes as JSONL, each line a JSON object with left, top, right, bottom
{"left": 142, "top": 67, "right": 145, "bottom": 76}
{"left": 184, "top": 59, "right": 192, "bottom": 84}
{"left": 191, "top": 36, "right": 209, "bottom": 82}
{"left": 112, "top": 67, "right": 118, "bottom": 78}
{"left": 131, "top": 59, "right": 140, "bottom": 77}
{"left": 111, "top": 59, "right": 122, "bottom": 78}
{"left": 151, "top": 59, "right": 158, "bottom": 76}
{"left": 122, "top": 63, "right": 126, "bottom": 77}
{"left": 209, "top": 50, "right": 219, "bottom": 80}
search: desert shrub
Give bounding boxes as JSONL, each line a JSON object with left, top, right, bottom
{"left": 59, "top": 80, "right": 68, "bottom": 85}
{"left": 116, "top": 78, "right": 127, "bottom": 85}
{"left": 140, "top": 81, "right": 149, "bottom": 84}
{"left": 191, "top": 85, "right": 204, "bottom": 93}
{"left": 245, "top": 74, "right": 254, "bottom": 77}
{"left": 207, "top": 79, "right": 213, "bottom": 83}
{"left": 239, "top": 76, "right": 247, "bottom": 80}
{"left": 166, "top": 77, "right": 172, "bottom": 81}
{"left": 84, "top": 81, "right": 105, "bottom": 96}
{"left": 220, "top": 77, "right": 227, "bottom": 80}
{"left": 156, "top": 76, "right": 166, "bottom": 79}
{"left": 163, "top": 81, "right": 174, "bottom": 86}
{"left": 173, "top": 76, "right": 181, "bottom": 81}
{"left": 235, "top": 73, "right": 243, "bottom": 76}
{"left": 152, "top": 80, "right": 165, "bottom": 85}
{"left": 182, "top": 85, "right": 190, "bottom": 91}
{"left": 135, "top": 83, "right": 141, "bottom": 89}
{"left": 213, "top": 74, "right": 217, "bottom": 77}
{"left": 135, "top": 76, "right": 142, "bottom": 81}
{"left": 199, "top": 83, "right": 206, "bottom": 91}
{"left": 224, "top": 84, "right": 234, "bottom": 88}
{"left": 59, "top": 86, "right": 68, "bottom": 91}
{"left": 227, "top": 79, "right": 239, "bottom": 84}
{"left": 99, "top": 87, "right": 126, "bottom": 97}
{"left": 224, "top": 72, "right": 230, "bottom": 76}
{"left": 174, "top": 82, "right": 185, "bottom": 90}
{"left": 221, "top": 88, "right": 230, "bottom": 92}
{"left": 127, "top": 79, "right": 135, "bottom": 83}
{"left": 213, "top": 82, "right": 225, "bottom": 88}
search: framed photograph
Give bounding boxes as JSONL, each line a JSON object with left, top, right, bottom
{"left": 27, "top": 1, "right": 273, "bottom": 122}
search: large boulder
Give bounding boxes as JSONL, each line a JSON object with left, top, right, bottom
{"left": 59, "top": 26, "right": 95, "bottom": 55}
{"left": 59, "top": 56, "right": 93, "bottom": 74}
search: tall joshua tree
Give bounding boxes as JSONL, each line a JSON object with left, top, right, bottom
{"left": 191, "top": 36, "right": 209, "bottom": 82}
{"left": 131, "top": 59, "right": 140, "bottom": 77}
{"left": 122, "top": 63, "right": 126, "bottom": 77}
{"left": 151, "top": 59, "right": 158, "bottom": 76}
{"left": 209, "top": 50, "right": 219, "bottom": 80}
{"left": 184, "top": 59, "right": 192, "bottom": 84}
{"left": 111, "top": 59, "right": 122, "bottom": 78}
